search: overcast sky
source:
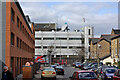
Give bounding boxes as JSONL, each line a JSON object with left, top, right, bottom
{"left": 19, "top": 1, "right": 118, "bottom": 37}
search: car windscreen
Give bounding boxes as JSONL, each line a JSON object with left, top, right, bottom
{"left": 106, "top": 69, "right": 116, "bottom": 73}
{"left": 56, "top": 66, "right": 63, "bottom": 69}
{"left": 79, "top": 72, "right": 97, "bottom": 79}
{"left": 43, "top": 68, "right": 54, "bottom": 71}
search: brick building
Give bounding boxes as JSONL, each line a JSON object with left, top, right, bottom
{"left": 111, "top": 35, "right": 120, "bottom": 63}
{"left": 0, "top": 1, "right": 35, "bottom": 78}
{"left": 90, "top": 35, "right": 117, "bottom": 61}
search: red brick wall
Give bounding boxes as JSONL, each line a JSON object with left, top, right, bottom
{"left": 6, "top": 2, "right": 35, "bottom": 77}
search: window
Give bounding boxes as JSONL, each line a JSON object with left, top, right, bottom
{"left": 81, "top": 38, "right": 84, "bottom": 44}
{"left": 20, "top": 22, "right": 22, "bottom": 31}
{"left": 35, "top": 46, "right": 41, "bottom": 48}
{"left": 43, "top": 38, "right": 54, "bottom": 40}
{"left": 35, "top": 38, "right": 41, "bottom": 40}
{"left": 17, "top": 37, "right": 19, "bottom": 47}
{"left": 89, "top": 29, "right": 91, "bottom": 35}
{"left": 69, "top": 38, "right": 81, "bottom": 40}
{"left": 11, "top": 32, "right": 14, "bottom": 45}
{"left": 43, "top": 46, "right": 47, "bottom": 49}
{"left": 17, "top": 17, "right": 19, "bottom": 27}
{"left": 56, "top": 38, "right": 67, "bottom": 40}
{"left": 11, "top": 8, "right": 15, "bottom": 22}
{"left": 56, "top": 46, "right": 67, "bottom": 49}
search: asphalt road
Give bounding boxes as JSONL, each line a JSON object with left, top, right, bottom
{"left": 34, "top": 66, "right": 80, "bottom": 80}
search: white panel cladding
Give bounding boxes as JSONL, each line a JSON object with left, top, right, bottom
{"left": 35, "top": 26, "right": 93, "bottom": 59}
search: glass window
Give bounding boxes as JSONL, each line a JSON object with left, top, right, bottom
{"left": 17, "top": 37, "right": 19, "bottom": 47}
{"left": 69, "top": 38, "right": 81, "bottom": 40}
{"left": 79, "top": 72, "right": 97, "bottom": 79}
{"left": 11, "top": 32, "right": 14, "bottom": 45}
{"left": 17, "top": 17, "right": 19, "bottom": 27}
{"left": 56, "top": 38, "right": 67, "bottom": 40}
{"left": 43, "top": 38, "right": 54, "bottom": 40}
{"left": 11, "top": 8, "right": 15, "bottom": 22}
{"left": 35, "top": 38, "right": 41, "bottom": 40}
{"left": 89, "top": 29, "right": 91, "bottom": 35}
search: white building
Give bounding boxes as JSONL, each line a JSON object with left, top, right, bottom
{"left": 35, "top": 26, "right": 94, "bottom": 63}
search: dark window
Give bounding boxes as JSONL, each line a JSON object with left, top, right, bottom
{"left": 17, "top": 17, "right": 19, "bottom": 27}
{"left": 82, "top": 38, "right": 84, "bottom": 44}
{"left": 89, "top": 29, "right": 91, "bottom": 35}
{"left": 35, "top": 46, "right": 41, "bottom": 48}
{"left": 69, "top": 38, "right": 81, "bottom": 40}
{"left": 11, "top": 8, "right": 15, "bottom": 22}
{"left": 43, "top": 38, "right": 54, "bottom": 40}
{"left": 20, "top": 22, "right": 22, "bottom": 31}
{"left": 17, "top": 37, "right": 19, "bottom": 47}
{"left": 56, "top": 38, "right": 67, "bottom": 40}
{"left": 20, "top": 39, "right": 22, "bottom": 48}
{"left": 35, "top": 38, "right": 41, "bottom": 40}
{"left": 43, "top": 46, "right": 47, "bottom": 49}
{"left": 11, "top": 32, "right": 14, "bottom": 45}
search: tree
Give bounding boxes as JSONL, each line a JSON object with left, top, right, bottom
{"left": 72, "top": 47, "right": 85, "bottom": 63}
{"left": 47, "top": 44, "right": 57, "bottom": 66}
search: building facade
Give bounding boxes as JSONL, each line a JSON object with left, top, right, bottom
{"left": 35, "top": 26, "right": 93, "bottom": 63}
{"left": 111, "top": 35, "right": 120, "bottom": 63}
{"left": 0, "top": 1, "right": 35, "bottom": 78}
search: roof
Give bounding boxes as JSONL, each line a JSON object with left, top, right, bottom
{"left": 111, "top": 35, "right": 120, "bottom": 40}
{"left": 100, "top": 54, "right": 111, "bottom": 60}
{"left": 90, "top": 38, "right": 101, "bottom": 45}
{"left": 112, "top": 29, "right": 120, "bottom": 35}
{"left": 76, "top": 70, "right": 94, "bottom": 73}
{"left": 101, "top": 34, "right": 118, "bottom": 42}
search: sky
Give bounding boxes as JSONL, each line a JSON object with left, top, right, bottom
{"left": 18, "top": 1, "right": 118, "bottom": 37}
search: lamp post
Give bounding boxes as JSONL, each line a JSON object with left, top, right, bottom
{"left": 97, "top": 44, "right": 101, "bottom": 68}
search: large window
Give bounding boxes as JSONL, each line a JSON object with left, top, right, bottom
{"left": 11, "top": 8, "right": 15, "bottom": 22}
{"left": 11, "top": 32, "right": 14, "bottom": 45}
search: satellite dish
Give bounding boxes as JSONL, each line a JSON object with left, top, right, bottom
{"left": 61, "top": 22, "right": 68, "bottom": 31}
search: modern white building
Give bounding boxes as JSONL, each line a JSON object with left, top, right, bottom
{"left": 35, "top": 25, "right": 94, "bottom": 63}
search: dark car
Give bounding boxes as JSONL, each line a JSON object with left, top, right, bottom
{"left": 101, "top": 68, "right": 117, "bottom": 80}
{"left": 113, "top": 69, "right": 120, "bottom": 80}
{"left": 51, "top": 65, "right": 56, "bottom": 69}
{"left": 69, "top": 70, "right": 99, "bottom": 80}
{"left": 55, "top": 66, "right": 64, "bottom": 75}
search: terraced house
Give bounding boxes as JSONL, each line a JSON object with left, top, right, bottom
{"left": 0, "top": 1, "right": 35, "bottom": 78}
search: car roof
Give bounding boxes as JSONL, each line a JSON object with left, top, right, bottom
{"left": 76, "top": 70, "right": 94, "bottom": 73}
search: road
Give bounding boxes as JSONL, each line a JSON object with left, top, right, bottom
{"left": 34, "top": 66, "right": 81, "bottom": 80}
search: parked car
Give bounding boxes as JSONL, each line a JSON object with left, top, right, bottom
{"left": 75, "top": 62, "right": 82, "bottom": 68}
{"left": 41, "top": 67, "right": 56, "bottom": 79}
{"left": 101, "top": 68, "right": 117, "bottom": 80}
{"left": 113, "top": 69, "right": 120, "bottom": 80}
{"left": 51, "top": 65, "right": 56, "bottom": 69}
{"left": 73, "top": 62, "right": 76, "bottom": 67}
{"left": 55, "top": 66, "right": 64, "bottom": 75}
{"left": 83, "top": 62, "right": 103, "bottom": 70}
{"left": 81, "top": 63, "right": 89, "bottom": 70}
{"left": 69, "top": 70, "right": 99, "bottom": 80}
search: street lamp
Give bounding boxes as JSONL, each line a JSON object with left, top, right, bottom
{"left": 97, "top": 44, "right": 101, "bottom": 68}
